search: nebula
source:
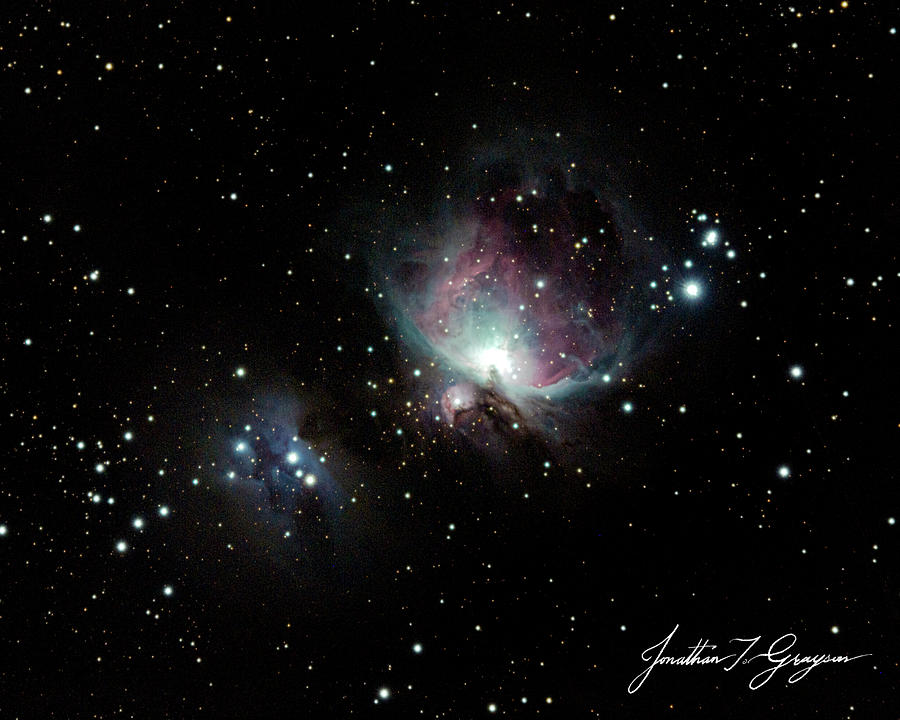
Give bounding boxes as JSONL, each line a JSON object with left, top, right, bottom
{"left": 219, "top": 395, "right": 344, "bottom": 558}
{"left": 381, "top": 143, "right": 664, "bottom": 441}
{"left": 412, "top": 188, "right": 625, "bottom": 397}
{"left": 229, "top": 422, "right": 328, "bottom": 515}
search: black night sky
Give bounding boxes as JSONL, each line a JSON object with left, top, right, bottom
{"left": 3, "top": 2, "right": 898, "bottom": 718}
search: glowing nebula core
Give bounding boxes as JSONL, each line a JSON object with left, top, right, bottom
{"left": 412, "top": 186, "right": 627, "bottom": 403}
{"left": 386, "top": 160, "right": 657, "bottom": 438}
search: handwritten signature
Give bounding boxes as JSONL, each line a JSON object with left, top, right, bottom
{"left": 628, "top": 624, "right": 871, "bottom": 693}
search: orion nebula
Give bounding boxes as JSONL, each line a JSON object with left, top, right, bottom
{"left": 382, "top": 145, "right": 665, "bottom": 442}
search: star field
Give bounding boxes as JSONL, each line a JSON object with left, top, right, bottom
{"left": 1, "top": 2, "right": 898, "bottom": 718}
